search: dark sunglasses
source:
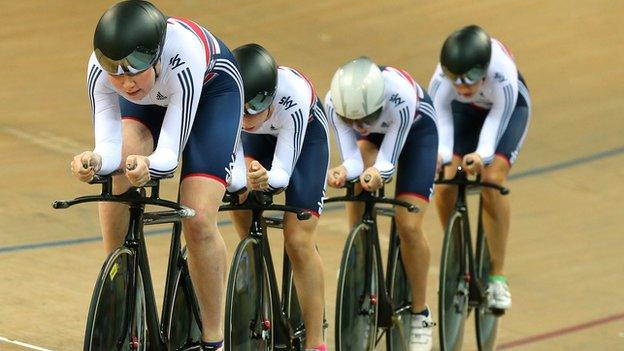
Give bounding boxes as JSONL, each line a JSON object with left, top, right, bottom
{"left": 95, "top": 47, "right": 159, "bottom": 75}
{"left": 244, "top": 92, "right": 275, "bottom": 115}
{"left": 441, "top": 65, "right": 487, "bottom": 85}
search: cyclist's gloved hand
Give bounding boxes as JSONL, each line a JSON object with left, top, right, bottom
{"left": 360, "top": 166, "right": 382, "bottom": 192}
{"left": 70, "top": 151, "right": 102, "bottom": 183}
{"left": 125, "top": 155, "right": 151, "bottom": 187}
{"left": 327, "top": 165, "right": 348, "bottom": 188}
{"left": 462, "top": 153, "right": 484, "bottom": 175}
{"left": 248, "top": 160, "right": 269, "bottom": 191}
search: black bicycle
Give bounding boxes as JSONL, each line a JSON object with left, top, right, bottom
{"left": 53, "top": 173, "right": 202, "bottom": 351}
{"left": 435, "top": 165, "right": 510, "bottom": 351}
{"left": 219, "top": 190, "right": 326, "bottom": 351}
{"left": 325, "top": 179, "right": 419, "bottom": 351}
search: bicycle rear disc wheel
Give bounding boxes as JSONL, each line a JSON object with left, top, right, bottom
{"left": 386, "top": 242, "right": 412, "bottom": 351}
{"left": 475, "top": 234, "right": 499, "bottom": 351}
{"left": 438, "top": 211, "right": 469, "bottom": 351}
{"left": 335, "top": 223, "right": 378, "bottom": 351}
{"left": 225, "top": 237, "right": 273, "bottom": 351}
{"left": 167, "top": 248, "right": 202, "bottom": 350}
{"left": 84, "top": 247, "right": 136, "bottom": 351}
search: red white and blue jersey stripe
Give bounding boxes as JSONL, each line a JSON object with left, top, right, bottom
{"left": 86, "top": 17, "right": 237, "bottom": 177}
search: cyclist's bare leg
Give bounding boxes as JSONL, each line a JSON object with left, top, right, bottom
{"left": 98, "top": 119, "right": 153, "bottom": 253}
{"left": 344, "top": 139, "right": 378, "bottom": 228}
{"left": 395, "top": 196, "right": 431, "bottom": 313}
{"left": 180, "top": 177, "right": 228, "bottom": 342}
{"left": 283, "top": 213, "right": 325, "bottom": 348}
{"left": 480, "top": 156, "right": 511, "bottom": 276}
{"left": 434, "top": 156, "right": 462, "bottom": 229}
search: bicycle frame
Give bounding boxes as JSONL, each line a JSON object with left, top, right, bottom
{"left": 53, "top": 174, "right": 197, "bottom": 350}
{"left": 436, "top": 167, "right": 510, "bottom": 310}
{"left": 220, "top": 191, "right": 312, "bottom": 350}
{"left": 325, "top": 181, "right": 418, "bottom": 344}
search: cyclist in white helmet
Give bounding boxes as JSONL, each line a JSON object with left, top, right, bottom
{"left": 326, "top": 56, "right": 439, "bottom": 351}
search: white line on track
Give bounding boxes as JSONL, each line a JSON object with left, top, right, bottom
{"left": 0, "top": 336, "right": 54, "bottom": 351}
{"left": 1, "top": 126, "right": 88, "bottom": 155}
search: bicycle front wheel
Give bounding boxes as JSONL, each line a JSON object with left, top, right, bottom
{"left": 335, "top": 223, "right": 378, "bottom": 351}
{"left": 386, "top": 229, "right": 412, "bottom": 351}
{"left": 166, "top": 248, "right": 202, "bottom": 350}
{"left": 225, "top": 237, "right": 273, "bottom": 351}
{"left": 475, "top": 233, "right": 499, "bottom": 351}
{"left": 84, "top": 247, "right": 146, "bottom": 351}
{"left": 438, "top": 211, "right": 469, "bottom": 351}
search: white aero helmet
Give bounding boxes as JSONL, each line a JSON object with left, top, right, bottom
{"left": 330, "top": 56, "right": 385, "bottom": 120}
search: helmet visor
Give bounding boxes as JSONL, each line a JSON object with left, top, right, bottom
{"left": 441, "top": 65, "right": 487, "bottom": 85}
{"left": 95, "top": 48, "right": 158, "bottom": 75}
{"left": 337, "top": 107, "right": 382, "bottom": 127}
{"left": 244, "top": 92, "right": 274, "bottom": 115}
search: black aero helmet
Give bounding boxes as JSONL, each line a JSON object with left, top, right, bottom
{"left": 94, "top": 0, "right": 167, "bottom": 75}
{"left": 440, "top": 25, "right": 491, "bottom": 84}
{"left": 233, "top": 43, "right": 278, "bottom": 115}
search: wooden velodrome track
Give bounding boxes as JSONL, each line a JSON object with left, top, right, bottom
{"left": 1, "top": 1, "right": 622, "bottom": 350}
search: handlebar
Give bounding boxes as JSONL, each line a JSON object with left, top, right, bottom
{"left": 435, "top": 165, "right": 509, "bottom": 195}
{"left": 52, "top": 172, "right": 195, "bottom": 217}
{"left": 219, "top": 188, "right": 311, "bottom": 221}
{"left": 324, "top": 178, "right": 419, "bottom": 213}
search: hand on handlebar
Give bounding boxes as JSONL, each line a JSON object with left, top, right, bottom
{"left": 248, "top": 160, "right": 269, "bottom": 191}
{"left": 70, "top": 151, "right": 102, "bottom": 183}
{"left": 360, "top": 167, "right": 382, "bottom": 192}
{"left": 462, "top": 153, "right": 484, "bottom": 175}
{"left": 125, "top": 155, "right": 151, "bottom": 187}
{"left": 327, "top": 165, "right": 348, "bottom": 188}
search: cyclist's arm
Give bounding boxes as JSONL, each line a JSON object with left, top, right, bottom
{"left": 147, "top": 44, "right": 207, "bottom": 178}
{"left": 267, "top": 106, "right": 309, "bottom": 189}
{"left": 429, "top": 66, "right": 456, "bottom": 165}
{"left": 87, "top": 56, "right": 123, "bottom": 175}
{"left": 325, "top": 94, "right": 363, "bottom": 179}
{"left": 475, "top": 74, "right": 519, "bottom": 164}
{"left": 372, "top": 81, "right": 417, "bottom": 180}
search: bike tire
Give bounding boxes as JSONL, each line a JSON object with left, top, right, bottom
{"left": 475, "top": 233, "right": 499, "bottom": 351}
{"left": 225, "top": 237, "right": 273, "bottom": 351}
{"left": 335, "top": 223, "right": 378, "bottom": 351}
{"left": 386, "top": 228, "right": 412, "bottom": 351}
{"left": 438, "top": 211, "right": 469, "bottom": 351}
{"left": 84, "top": 247, "right": 147, "bottom": 351}
{"left": 166, "top": 248, "right": 202, "bottom": 350}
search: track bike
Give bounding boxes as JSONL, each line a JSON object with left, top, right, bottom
{"left": 436, "top": 165, "right": 510, "bottom": 351}
{"left": 220, "top": 190, "right": 327, "bottom": 350}
{"left": 325, "top": 179, "right": 420, "bottom": 351}
{"left": 53, "top": 173, "right": 202, "bottom": 350}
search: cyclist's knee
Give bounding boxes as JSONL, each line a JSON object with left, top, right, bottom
{"left": 182, "top": 208, "right": 219, "bottom": 245}
{"left": 284, "top": 227, "right": 316, "bottom": 262}
{"left": 396, "top": 220, "right": 425, "bottom": 245}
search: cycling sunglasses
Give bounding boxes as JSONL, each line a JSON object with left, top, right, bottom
{"left": 441, "top": 65, "right": 487, "bottom": 85}
{"left": 95, "top": 47, "right": 159, "bottom": 75}
{"left": 244, "top": 92, "right": 275, "bottom": 115}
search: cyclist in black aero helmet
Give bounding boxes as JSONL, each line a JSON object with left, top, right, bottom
{"left": 230, "top": 43, "right": 330, "bottom": 351}
{"left": 429, "top": 25, "right": 533, "bottom": 313}
{"left": 234, "top": 43, "right": 278, "bottom": 114}
{"left": 440, "top": 25, "right": 492, "bottom": 85}
{"left": 71, "top": 1, "right": 245, "bottom": 350}
{"left": 93, "top": 0, "right": 167, "bottom": 75}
